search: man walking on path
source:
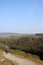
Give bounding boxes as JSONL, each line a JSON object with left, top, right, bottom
{"left": 5, "top": 45, "right": 8, "bottom": 53}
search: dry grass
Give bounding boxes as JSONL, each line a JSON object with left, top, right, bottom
{"left": 0, "top": 50, "right": 18, "bottom": 65}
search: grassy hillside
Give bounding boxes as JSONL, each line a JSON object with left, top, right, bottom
{"left": 0, "top": 36, "right": 43, "bottom": 60}
{"left": 0, "top": 35, "right": 43, "bottom": 64}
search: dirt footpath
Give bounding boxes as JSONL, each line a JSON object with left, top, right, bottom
{"left": 3, "top": 52, "right": 41, "bottom": 65}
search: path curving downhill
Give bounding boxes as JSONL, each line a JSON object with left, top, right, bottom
{"left": 3, "top": 52, "right": 41, "bottom": 65}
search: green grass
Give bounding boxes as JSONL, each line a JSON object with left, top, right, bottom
{"left": 27, "top": 53, "right": 43, "bottom": 64}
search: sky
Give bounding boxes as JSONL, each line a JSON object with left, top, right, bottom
{"left": 0, "top": 0, "right": 43, "bottom": 34}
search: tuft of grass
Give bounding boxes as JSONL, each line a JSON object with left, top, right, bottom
{"left": 9, "top": 49, "right": 27, "bottom": 58}
{"left": 0, "top": 59, "right": 18, "bottom": 65}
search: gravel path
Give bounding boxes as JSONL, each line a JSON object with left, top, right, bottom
{"left": 3, "top": 52, "right": 41, "bottom": 65}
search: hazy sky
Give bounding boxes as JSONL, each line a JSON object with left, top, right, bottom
{"left": 0, "top": 0, "right": 43, "bottom": 34}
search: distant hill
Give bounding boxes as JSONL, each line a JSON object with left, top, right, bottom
{"left": 35, "top": 33, "right": 43, "bottom": 36}
{"left": 0, "top": 33, "right": 43, "bottom": 37}
{"left": 0, "top": 33, "right": 35, "bottom": 37}
{"left": 0, "top": 33, "right": 21, "bottom": 37}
